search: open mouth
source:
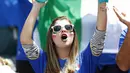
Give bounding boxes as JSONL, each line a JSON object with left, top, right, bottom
{"left": 61, "top": 34, "right": 67, "bottom": 42}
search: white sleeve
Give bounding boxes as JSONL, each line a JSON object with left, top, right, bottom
{"left": 90, "top": 29, "right": 106, "bottom": 56}
{"left": 22, "top": 41, "right": 40, "bottom": 60}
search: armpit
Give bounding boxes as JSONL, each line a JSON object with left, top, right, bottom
{"left": 90, "top": 29, "right": 106, "bottom": 56}
{"left": 22, "top": 41, "right": 40, "bottom": 60}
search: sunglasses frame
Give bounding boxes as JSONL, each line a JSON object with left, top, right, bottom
{"left": 51, "top": 24, "right": 74, "bottom": 33}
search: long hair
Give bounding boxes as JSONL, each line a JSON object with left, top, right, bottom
{"left": 45, "top": 16, "right": 79, "bottom": 73}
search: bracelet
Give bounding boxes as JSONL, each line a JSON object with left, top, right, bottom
{"left": 99, "top": 0, "right": 108, "bottom": 4}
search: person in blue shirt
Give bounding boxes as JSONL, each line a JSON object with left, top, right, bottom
{"left": 95, "top": 28, "right": 128, "bottom": 73}
{"left": 0, "top": 0, "right": 32, "bottom": 72}
{"left": 20, "top": 0, "right": 108, "bottom": 73}
{"left": 113, "top": 6, "right": 130, "bottom": 72}
{"left": 95, "top": 6, "right": 130, "bottom": 73}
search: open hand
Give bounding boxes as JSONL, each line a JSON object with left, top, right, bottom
{"left": 113, "top": 6, "right": 130, "bottom": 27}
{"left": 113, "top": 6, "right": 126, "bottom": 21}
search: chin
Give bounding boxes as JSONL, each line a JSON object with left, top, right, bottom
{"left": 64, "top": 43, "right": 72, "bottom": 47}
{"left": 57, "top": 43, "right": 72, "bottom": 48}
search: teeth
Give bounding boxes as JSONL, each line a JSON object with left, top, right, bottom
{"left": 62, "top": 39, "right": 67, "bottom": 42}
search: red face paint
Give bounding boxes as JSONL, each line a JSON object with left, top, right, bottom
{"left": 69, "top": 33, "right": 74, "bottom": 36}
{"left": 52, "top": 34, "right": 56, "bottom": 39}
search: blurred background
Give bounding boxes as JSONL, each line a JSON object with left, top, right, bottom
{"left": 0, "top": 0, "right": 32, "bottom": 71}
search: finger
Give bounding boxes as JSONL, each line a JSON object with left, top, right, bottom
{"left": 113, "top": 6, "right": 118, "bottom": 12}
{"left": 113, "top": 6, "right": 126, "bottom": 17}
{"left": 113, "top": 6, "right": 123, "bottom": 20}
{"left": 113, "top": 6, "right": 119, "bottom": 15}
{"left": 113, "top": 6, "right": 123, "bottom": 16}
{"left": 121, "top": 12, "right": 126, "bottom": 17}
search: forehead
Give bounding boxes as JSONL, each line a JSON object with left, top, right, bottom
{"left": 55, "top": 19, "right": 70, "bottom": 26}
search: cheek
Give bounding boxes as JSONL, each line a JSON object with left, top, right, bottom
{"left": 52, "top": 34, "right": 56, "bottom": 39}
{"left": 69, "top": 33, "right": 74, "bottom": 41}
{"left": 69, "top": 32, "right": 74, "bottom": 37}
{"left": 69, "top": 34, "right": 73, "bottom": 37}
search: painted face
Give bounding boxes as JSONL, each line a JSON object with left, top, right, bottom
{"left": 51, "top": 19, "right": 74, "bottom": 48}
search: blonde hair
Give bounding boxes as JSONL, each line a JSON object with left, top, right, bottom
{"left": 45, "top": 16, "right": 79, "bottom": 73}
{"left": 0, "top": 57, "right": 15, "bottom": 71}
{"left": 0, "top": 57, "right": 10, "bottom": 66}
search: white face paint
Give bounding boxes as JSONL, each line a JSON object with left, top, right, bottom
{"left": 52, "top": 19, "right": 74, "bottom": 48}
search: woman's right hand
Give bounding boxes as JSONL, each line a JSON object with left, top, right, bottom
{"left": 32, "top": 0, "right": 47, "bottom": 9}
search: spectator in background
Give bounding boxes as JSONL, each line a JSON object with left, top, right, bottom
{"left": 0, "top": 0, "right": 33, "bottom": 73}
{"left": 113, "top": 6, "right": 130, "bottom": 72}
{"left": 95, "top": 6, "right": 128, "bottom": 73}
{"left": 0, "top": 57, "right": 15, "bottom": 73}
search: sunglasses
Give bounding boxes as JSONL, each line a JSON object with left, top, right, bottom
{"left": 51, "top": 24, "right": 74, "bottom": 33}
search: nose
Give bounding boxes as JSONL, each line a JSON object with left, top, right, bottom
{"left": 61, "top": 30, "right": 67, "bottom": 33}
{"left": 61, "top": 27, "right": 67, "bottom": 33}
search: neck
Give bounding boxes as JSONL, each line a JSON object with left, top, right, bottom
{"left": 56, "top": 47, "right": 71, "bottom": 59}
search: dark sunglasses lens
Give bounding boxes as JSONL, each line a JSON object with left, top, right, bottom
{"left": 53, "top": 26, "right": 61, "bottom": 32}
{"left": 65, "top": 25, "right": 73, "bottom": 30}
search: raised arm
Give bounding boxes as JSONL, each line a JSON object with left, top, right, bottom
{"left": 20, "top": 1, "right": 46, "bottom": 44}
{"left": 90, "top": 0, "right": 107, "bottom": 56}
{"left": 113, "top": 6, "right": 130, "bottom": 71}
{"left": 20, "top": 1, "right": 47, "bottom": 60}
{"left": 97, "top": 0, "right": 107, "bottom": 31}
